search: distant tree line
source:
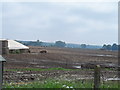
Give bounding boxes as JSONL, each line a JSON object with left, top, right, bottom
{"left": 102, "top": 43, "right": 120, "bottom": 51}
{"left": 18, "top": 40, "right": 119, "bottom": 51}
{"left": 19, "top": 40, "right": 100, "bottom": 49}
{"left": 55, "top": 41, "right": 66, "bottom": 47}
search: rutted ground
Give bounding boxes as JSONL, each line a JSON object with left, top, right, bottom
{"left": 3, "top": 47, "right": 118, "bottom": 83}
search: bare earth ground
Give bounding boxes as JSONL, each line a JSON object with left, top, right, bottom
{"left": 3, "top": 46, "right": 118, "bottom": 83}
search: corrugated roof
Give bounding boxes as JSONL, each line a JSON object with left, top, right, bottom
{"left": 0, "top": 55, "right": 6, "bottom": 62}
{"left": 0, "top": 39, "right": 29, "bottom": 50}
{"left": 0, "top": 39, "right": 7, "bottom": 41}
{"left": 8, "top": 40, "right": 29, "bottom": 50}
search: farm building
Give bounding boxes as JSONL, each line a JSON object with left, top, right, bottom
{"left": 0, "top": 39, "right": 30, "bottom": 54}
{"left": 0, "top": 55, "right": 6, "bottom": 89}
{"left": 0, "top": 39, "right": 9, "bottom": 55}
{"left": 8, "top": 40, "right": 30, "bottom": 53}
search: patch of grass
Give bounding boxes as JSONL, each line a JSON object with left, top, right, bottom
{"left": 3, "top": 79, "right": 93, "bottom": 88}
{"left": 4, "top": 67, "right": 80, "bottom": 72}
{"left": 3, "top": 78, "right": 119, "bottom": 88}
{"left": 4, "top": 67, "right": 115, "bottom": 72}
{"left": 100, "top": 81, "right": 119, "bottom": 88}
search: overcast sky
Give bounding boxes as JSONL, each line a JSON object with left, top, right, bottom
{"left": 1, "top": 1, "right": 118, "bottom": 45}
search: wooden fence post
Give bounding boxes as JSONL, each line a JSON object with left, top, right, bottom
{"left": 0, "top": 62, "right": 2, "bottom": 90}
{"left": 94, "top": 65, "right": 101, "bottom": 89}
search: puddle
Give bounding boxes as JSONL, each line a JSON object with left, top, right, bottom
{"left": 29, "top": 62, "right": 38, "bottom": 64}
{"left": 87, "top": 54, "right": 117, "bottom": 57}
{"left": 100, "top": 63, "right": 118, "bottom": 68}
{"left": 36, "top": 66, "right": 46, "bottom": 68}
{"left": 105, "top": 78, "right": 120, "bottom": 81}
{"left": 17, "top": 72, "right": 24, "bottom": 74}
{"left": 96, "top": 54, "right": 114, "bottom": 57}
{"left": 73, "top": 66, "right": 81, "bottom": 69}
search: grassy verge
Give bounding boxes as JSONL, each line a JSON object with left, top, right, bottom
{"left": 3, "top": 67, "right": 118, "bottom": 88}
{"left": 4, "top": 67, "right": 115, "bottom": 72}
{"left": 3, "top": 78, "right": 119, "bottom": 88}
{"left": 4, "top": 67, "right": 80, "bottom": 72}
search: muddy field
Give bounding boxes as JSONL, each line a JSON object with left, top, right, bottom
{"left": 3, "top": 46, "right": 118, "bottom": 83}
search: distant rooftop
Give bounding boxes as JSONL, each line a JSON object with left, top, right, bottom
{"left": 0, "top": 55, "right": 6, "bottom": 62}
{"left": 0, "top": 39, "right": 7, "bottom": 41}
{"left": 0, "top": 39, "right": 29, "bottom": 50}
{"left": 8, "top": 40, "right": 29, "bottom": 50}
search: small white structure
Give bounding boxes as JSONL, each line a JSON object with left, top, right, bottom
{"left": 8, "top": 40, "right": 29, "bottom": 50}
{"left": 0, "top": 55, "right": 6, "bottom": 89}
{"left": 0, "top": 39, "right": 30, "bottom": 54}
{"left": 8, "top": 40, "right": 29, "bottom": 53}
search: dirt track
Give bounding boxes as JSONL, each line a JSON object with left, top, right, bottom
{"left": 3, "top": 46, "right": 118, "bottom": 82}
